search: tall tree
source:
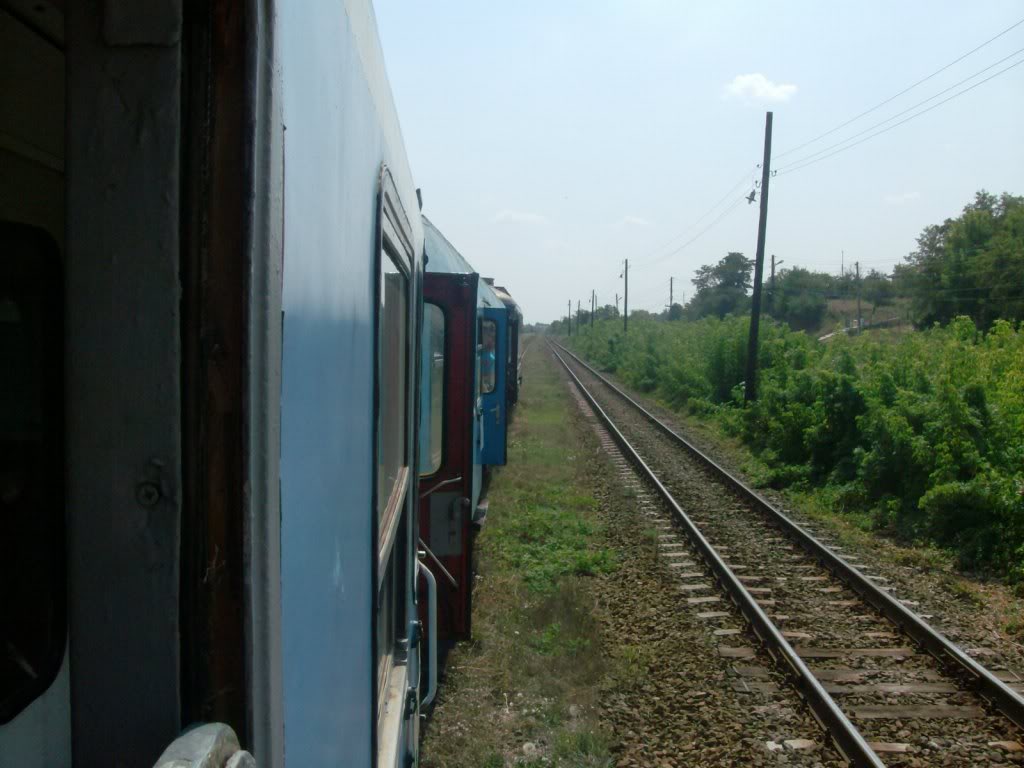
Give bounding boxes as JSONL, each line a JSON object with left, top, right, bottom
{"left": 903, "top": 190, "right": 1024, "bottom": 327}
{"left": 687, "top": 252, "right": 753, "bottom": 319}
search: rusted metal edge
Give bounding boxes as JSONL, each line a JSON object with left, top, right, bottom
{"left": 548, "top": 343, "right": 885, "bottom": 768}
{"left": 554, "top": 341, "right": 1024, "bottom": 732}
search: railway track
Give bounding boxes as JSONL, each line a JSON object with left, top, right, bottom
{"left": 549, "top": 340, "right": 1024, "bottom": 767}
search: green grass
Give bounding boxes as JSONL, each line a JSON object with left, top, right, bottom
{"left": 420, "top": 345, "right": 616, "bottom": 767}
{"left": 489, "top": 500, "right": 617, "bottom": 593}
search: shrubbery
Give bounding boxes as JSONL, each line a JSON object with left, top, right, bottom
{"left": 567, "top": 315, "right": 1024, "bottom": 579}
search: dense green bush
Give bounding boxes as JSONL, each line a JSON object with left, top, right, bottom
{"left": 567, "top": 315, "right": 1024, "bottom": 579}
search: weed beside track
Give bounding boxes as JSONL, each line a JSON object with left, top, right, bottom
{"left": 420, "top": 342, "right": 616, "bottom": 767}
{"left": 422, "top": 345, "right": 848, "bottom": 767}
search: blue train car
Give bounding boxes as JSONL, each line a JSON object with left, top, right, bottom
{"left": 492, "top": 284, "right": 524, "bottom": 406}
{"left": 279, "top": 2, "right": 427, "bottom": 766}
{"left": 0, "top": 2, "right": 430, "bottom": 767}
{"left": 478, "top": 279, "right": 510, "bottom": 467}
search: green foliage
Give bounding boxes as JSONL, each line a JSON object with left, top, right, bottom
{"left": 770, "top": 266, "right": 830, "bottom": 331}
{"left": 686, "top": 251, "right": 753, "bottom": 319}
{"left": 569, "top": 314, "right": 1024, "bottom": 578}
{"left": 529, "top": 621, "right": 592, "bottom": 656}
{"left": 491, "top": 499, "right": 617, "bottom": 593}
{"left": 552, "top": 730, "right": 614, "bottom": 766}
{"left": 901, "top": 191, "right": 1024, "bottom": 328}
{"left": 863, "top": 269, "right": 895, "bottom": 308}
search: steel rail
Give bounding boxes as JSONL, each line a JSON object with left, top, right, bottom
{"left": 553, "top": 340, "right": 1024, "bottom": 733}
{"left": 547, "top": 343, "right": 885, "bottom": 767}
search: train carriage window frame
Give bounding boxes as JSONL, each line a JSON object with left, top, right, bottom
{"left": 421, "top": 302, "right": 446, "bottom": 477}
{"left": 376, "top": 243, "right": 409, "bottom": 557}
{"left": 0, "top": 223, "right": 66, "bottom": 725}
{"left": 479, "top": 318, "right": 497, "bottom": 395}
{"left": 372, "top": 168, "right": 415, "bottom": 739}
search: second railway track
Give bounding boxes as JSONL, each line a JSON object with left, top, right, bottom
{"left": 550, "top": 340, "right": 1024, "bottom": 767}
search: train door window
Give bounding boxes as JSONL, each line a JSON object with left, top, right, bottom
{"left": 422, "top": 303, "right": 444, "bottom": 476}
{"left": 0, "top": 224, "right": 64, "bottom": 724}
{"left": 480, "top": 319, "right": 496, "bottom": 394}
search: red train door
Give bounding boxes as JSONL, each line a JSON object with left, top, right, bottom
{"left": 418, "top": 272, "right": 479, "bottom": 642}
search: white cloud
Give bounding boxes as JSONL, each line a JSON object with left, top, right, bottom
{"left": 492, "top": 209, "right": 546, "bottom": 225}
{"left": 723, "top": 73, "right": 797, "bottom": 104}
{"left": 883, "top": 191, "right": 920, "bottom": 206}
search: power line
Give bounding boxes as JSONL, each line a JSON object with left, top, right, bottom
{"left": 779, "top": 57, "right": 1024, "bottom": 176}
{"left": 631, "top": 167, "right": 756, "bottom": 270}
{"left": 637, "top": 195, "right": 750, "bottom": 271}
{"left": 777, "top": 47, "right": 1024, "bottom": 172}
{"left": 775, "top": 15, "right": 1024, "bottom": 160}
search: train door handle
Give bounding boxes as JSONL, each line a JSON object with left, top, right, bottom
{"left": 416, "top": 559, "right": 437, "bottom": 707}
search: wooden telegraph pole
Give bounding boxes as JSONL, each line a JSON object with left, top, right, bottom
{"left": 856, "top": 261, "right": 862, "bottom": 334}
{"left": 744, "top": 111, "right": 773, "bottom": 403}
{"left": 577, "top": 299, "right": 581, "bottom": 334}
{"left": 567, "top": 300, "right": 572, "bottom": 336}
{"left": 770, "top": 255, "right": 783, "bottom": 313}
{"left": 669, "top": 276, "right": 674, "bottom": 310}
{"left": 623, "top": 259, "right": 629, "bottom": 333}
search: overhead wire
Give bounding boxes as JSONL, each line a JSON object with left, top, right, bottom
{"left": 630, "top": 166, "right": 757, "bottom": 271}
{"left": 777, "top": 47, "right": 1024, "bottom": 173}
{"left": 637, "top": 195, "right": 750, "bottom": 270}
{"left": 778, "top": 56, "right": 1024, "bottom": 176}
{"left": 775, "top": 15, "right": 1024, "bottom": 160}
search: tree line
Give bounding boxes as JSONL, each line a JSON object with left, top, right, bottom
{"left": 554, "top": 190, "right": 1023, "bottom": 335}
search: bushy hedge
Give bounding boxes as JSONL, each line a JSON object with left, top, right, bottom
{"left": 567, "top": 316, "right": 1024, "bottom": 579}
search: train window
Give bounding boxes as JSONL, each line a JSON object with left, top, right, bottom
{"left": 374, "top": 175, "right": 413, "bottom": 739}
{"left": 0, "top": 223, "right": 65, "bottom": 724}
{"left": 377, "top": 245, "right": 409, "bottom": 549}
{"left": 480, "top": 319, "right": 497, "bottom": 394}
{"left": 422, "top": 303, "right": 445, "bottom": 476}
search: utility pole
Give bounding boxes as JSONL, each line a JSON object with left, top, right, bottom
{"left": 591, "top": 290, "right": 595, "bottom": 329}
{"left": 744, "top": 111, "right": 773, "bottom": 403}
{"left": 669, "top": 277, "right": 674, "bottom": 309}
{"left": 567, "top": 300, "right": 572, "bottom": 336}
{"left": 623, "top": 258, "right": 629, "bottom": 334}
{"left": 856, "top": 261, "right": 862, "bottom": 333}
{"left": 769, "top": 255, "right": 783, "bottom": 313}
{"left": 577, "top": 299, "right": 581, "bottom": 335}
{"left": 615, "top": 293, "right": 620, "bottom": 313}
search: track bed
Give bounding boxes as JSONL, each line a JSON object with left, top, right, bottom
{"left": 554, "top": 342, "right": 1024, "bottom": 767}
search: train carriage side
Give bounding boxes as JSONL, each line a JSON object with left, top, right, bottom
{"left": 477, "top": 279, "right": 509, "bottom": 468}
{"left": 279, "top": 2, "right": 427, "bottom": 766}
{"left": 1, "top": 1, "right": 430, "bottom": 767}
{"left": 492, "top": 284, "right": 523, "bottom": 407}
{"left": 417, "top": 217, "right": 483, "bottom": 650}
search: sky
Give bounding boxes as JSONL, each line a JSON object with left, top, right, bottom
{"left": 373, "top": 0, "right": 1024, "bottom": 323}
